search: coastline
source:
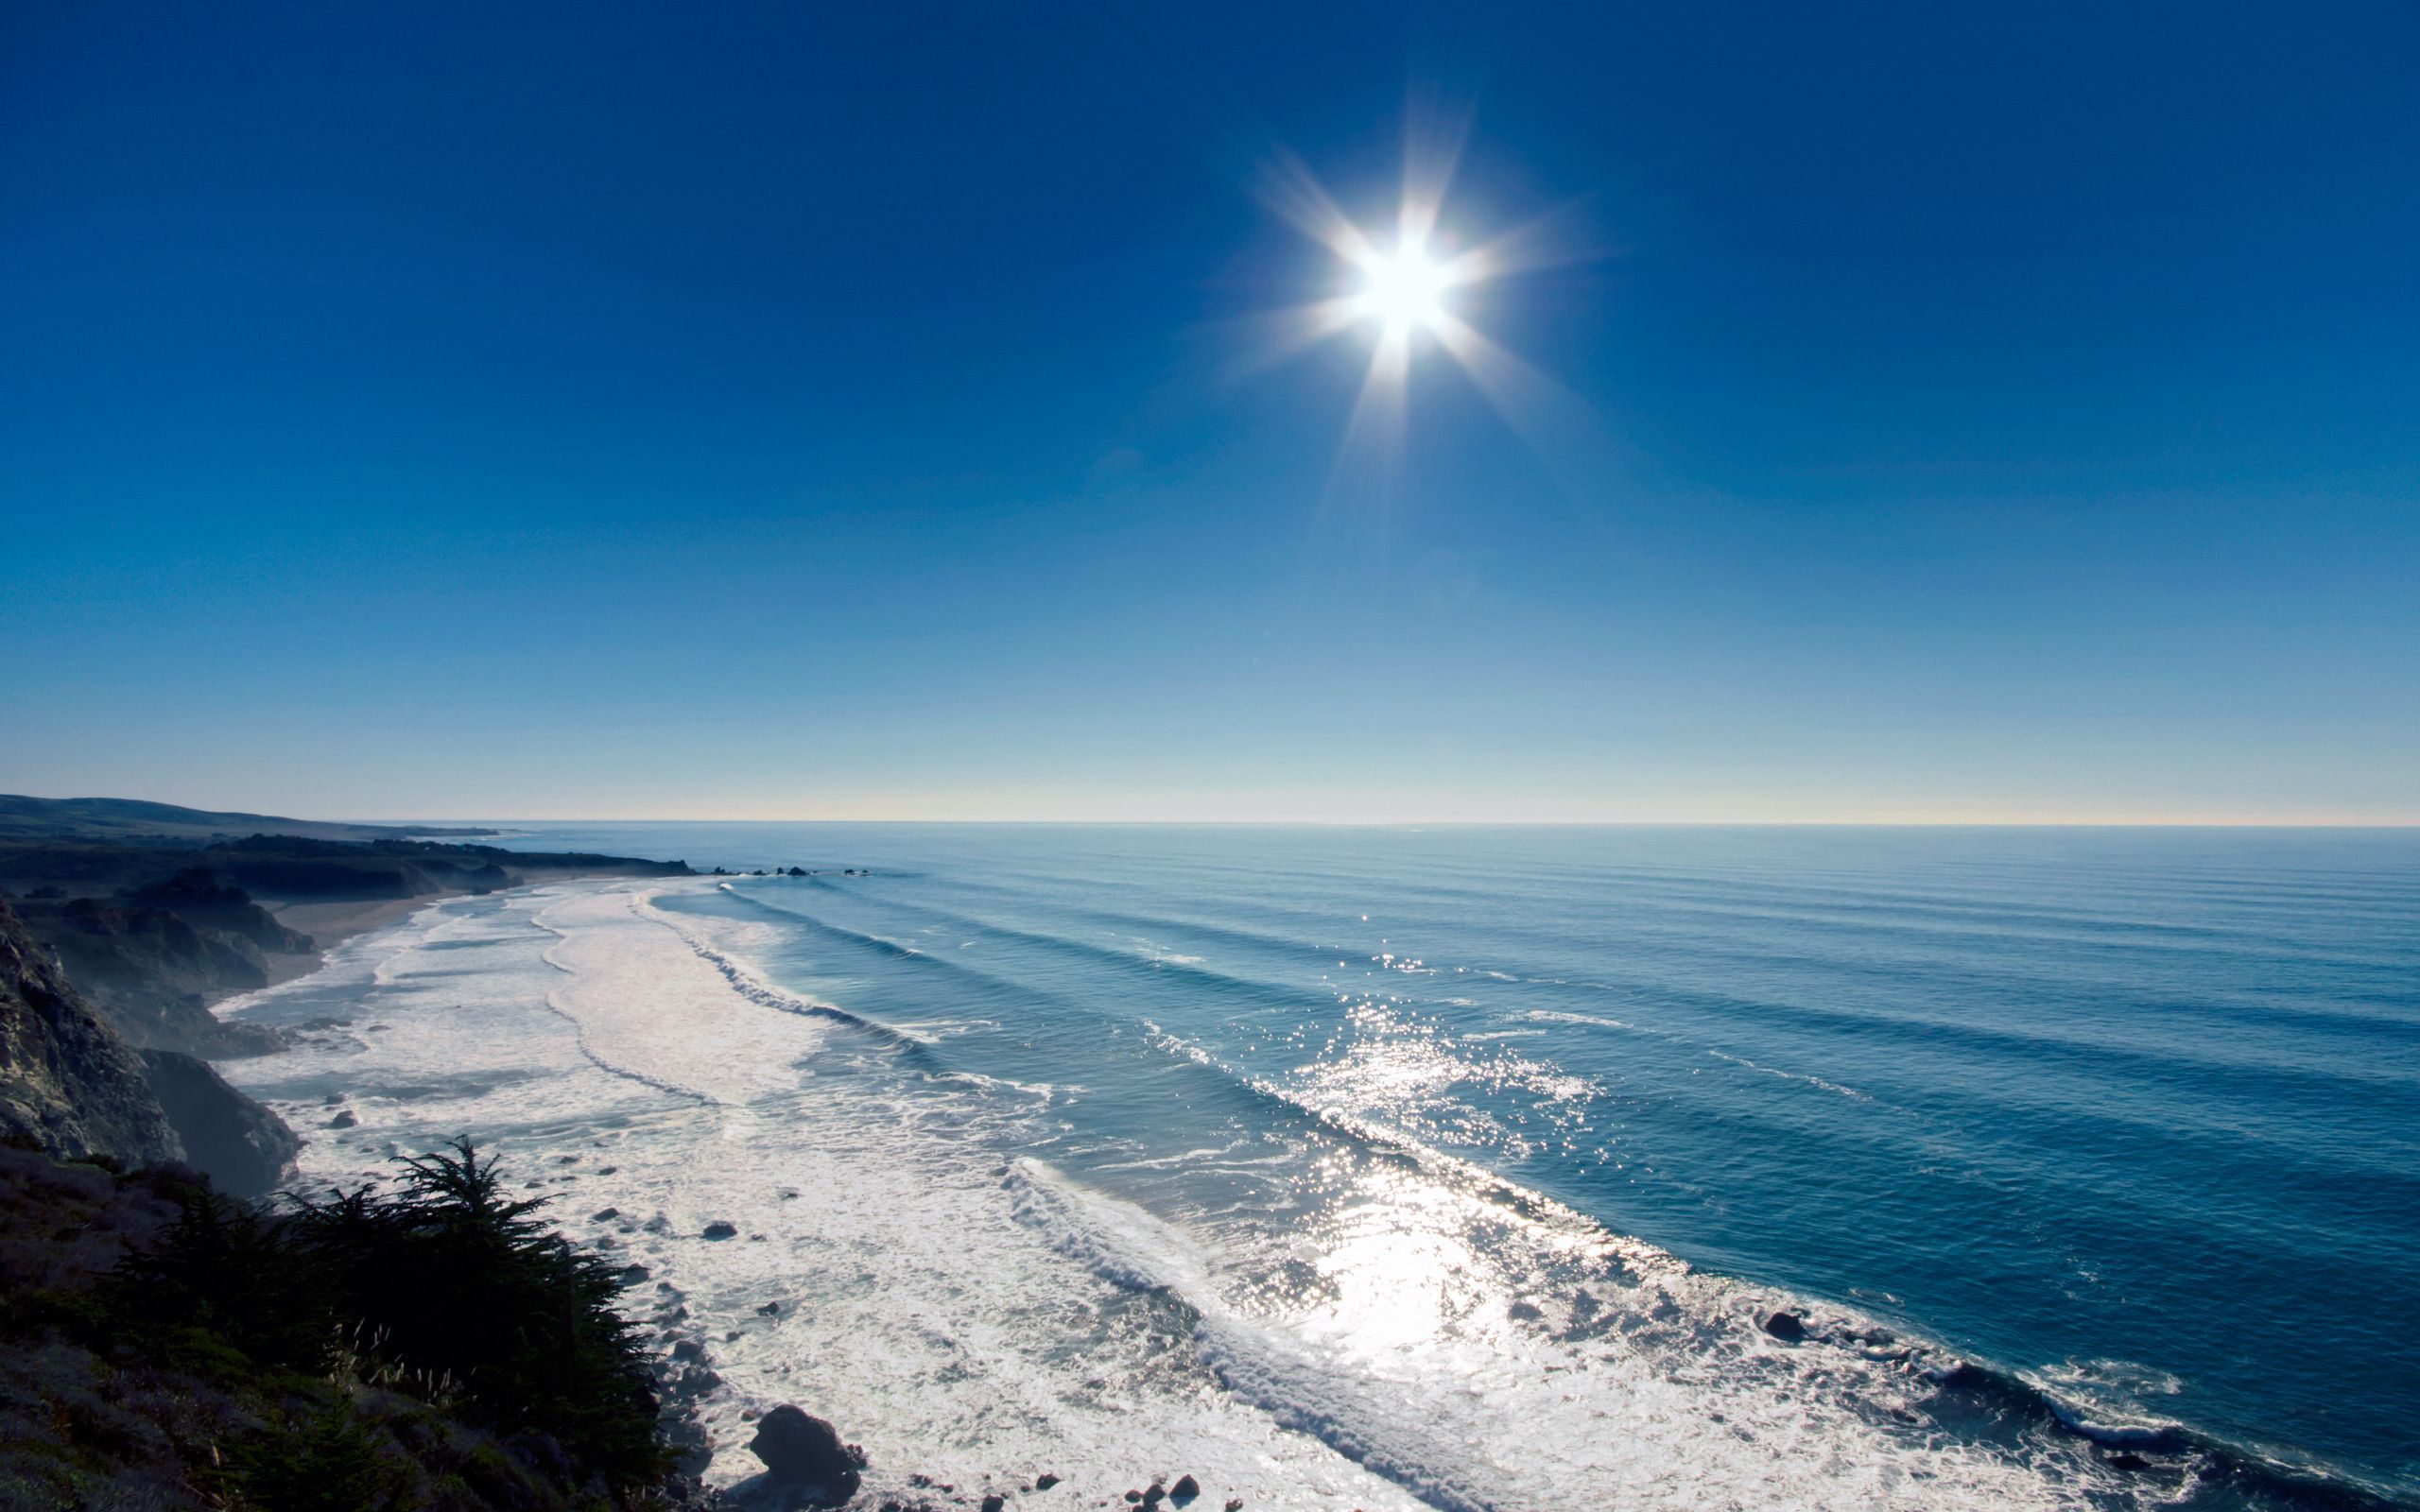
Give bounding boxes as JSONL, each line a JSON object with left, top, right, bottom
{"left": 0, "top": 799, "right": 695, "bottom": 1065}
{"left": 259, "top": 896, "right": 430, "bottom": 987}
{"left": 211, "top": 876, "right": 1450, "bottom": 1510}
{"left": 204, "top": 856, "right": 2420, "bottom": 1512}
{"left": 256, "top": 861, "right": 689, "bottom": 990}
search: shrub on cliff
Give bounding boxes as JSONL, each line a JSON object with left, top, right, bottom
{"left": 290, "top": 1139, "right": 664, "bottom": 1486}
{"left": 4, "top": 1140, "right": 668, "bottom": 1509}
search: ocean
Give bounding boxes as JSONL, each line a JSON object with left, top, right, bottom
{"left": 218, "top": 825, "right": 2419, "bottom": 1509}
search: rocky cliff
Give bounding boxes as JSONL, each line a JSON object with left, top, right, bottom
{"left": 12, "top": 876, "right": 294, "bottom": 1057}
{"left": 0, "top": 897, "right": 297, "bottom": 1194}
{"left": 137, "top": 1046, "right": 301, "bottom": 1197}
{"left": 0, "top": 896, "right": 182, "bottom": 1167}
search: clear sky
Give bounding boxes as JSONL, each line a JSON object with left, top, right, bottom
{"left": 4, "top": 3, "right": 2415, "bottom": 823}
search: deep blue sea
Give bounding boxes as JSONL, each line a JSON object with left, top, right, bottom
{"left": 266, "top": 824, "right": 2418, "bottom": 1507}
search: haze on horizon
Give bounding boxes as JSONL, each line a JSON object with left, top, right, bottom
{"left": 5, "top": 4, "right": 2416, "bottom": 827}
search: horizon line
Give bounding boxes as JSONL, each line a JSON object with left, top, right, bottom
{"left": 369, "top": 816, "right": 2420, "bottom": 830}
{"left": 13, "top": 793, "right": 2415, "bottom": 830}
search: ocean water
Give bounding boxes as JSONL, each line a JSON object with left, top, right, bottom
{"left": 219, "top": 825, "right": 2420, "bottom": 1509}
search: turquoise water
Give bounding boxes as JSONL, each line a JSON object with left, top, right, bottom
{"left": 438, "top": 824, "right": 2418, "bottom": 1505}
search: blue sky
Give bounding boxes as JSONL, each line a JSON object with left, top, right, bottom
{"left": 4, "top": 2, "right": 2415, "bottom": 822}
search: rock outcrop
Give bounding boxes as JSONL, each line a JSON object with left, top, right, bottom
{"left": 138, "top": 1048, "right": 300, "bottom": 1197}
{"left": 13, "top": 892, "right": 289, "bottom": 1056}
{"left": 1, "top": 894, "right": 298, "bottom": 1194}
{"left": 747, "top": 1405, "right": 864, "bottom": 1503}
{"left": 0, "top": 897, "right": 182, "bottom": 1168}
{"left": 125, "top": 867, "right": 314, "bottom": 953}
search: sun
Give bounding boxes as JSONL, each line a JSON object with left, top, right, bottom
{"left": 1355, "top": 241, "right": 1450, "bottom": 332}
{"left": 1244, "top": 120, "right": 1590, "bottom": 482}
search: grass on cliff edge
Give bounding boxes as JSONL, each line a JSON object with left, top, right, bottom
{"left": 0, "top": 1137, "right": 673, "bottom": 1510}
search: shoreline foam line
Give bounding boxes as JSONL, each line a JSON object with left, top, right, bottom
{"left": 639, "top": 890, "right": 942, "bottom": 1060}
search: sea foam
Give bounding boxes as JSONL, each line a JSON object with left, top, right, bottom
{"left": 212, "top": 875, "right": 2389, "bottom": 1510}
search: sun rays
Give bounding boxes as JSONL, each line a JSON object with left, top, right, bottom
{"left": 1243, "top": 114, "right": 1597, "bottom": 499}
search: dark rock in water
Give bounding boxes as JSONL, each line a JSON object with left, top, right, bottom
{"left": 1762, "top": 1310, "right": 1808, "bottom": 1343}
{"left": 787, "top": 867, "right": 806, "bottom": 877}
{"left": 138, "top": 1048, "right": 300, "bottom": 1197}
{"left": 619, "top": 1263, "right": 650, "bottom": 1282}
{"left": 2107, "top": 1452, "right": 2151, "bottom": 1471}
{"left": 592, "top": 1206, "right": 620, "bottom": 1221}
{"left": 664, "top": 1412, "right": 712, "bottom": 1479}
{"left": 1034, "top": 1472, "right": 1061, "bottom": 1489}
{"left": 758, "top": 1300, "right": 782, "bottom": 1314}
{"left": 643, "top": 1214, "right": 671, "bottom": 1233}
{"left": 1225, "top": 1501, "right": 1245, "bottom": 1512}
{"left": 1171, "top": 1474, "right": 1201, "bottom": 1503}
{"left": 327, "top": 1108, "right": 358, "bottom": 1128}
{"left": 702, "top": 1220, "right": 739, "bottom": 1240}
{"left": 982, "top": 1497, "right": 1006, "bottom": 1512}
{"left": 1124, "top": 1493, "right": 1144, "bottom": 1505}
{"left": 1142, "top": 1483, "right": 1167, "bottom": 1507}
{"left": 672, "top": 1338, "right": 705, "bottom": 1363}
{"left": 1507, "top": 1300, "right": 1545, "bottom": 1323}
{"left": 747, "top": 1404, "right": 864, "bottom": 1501}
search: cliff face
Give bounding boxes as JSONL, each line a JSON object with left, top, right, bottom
{"left": 0, "top": 897, "right": 182, "bottom": 1168}
{"left": 14, "top": 889, "right": 290, "bottom": 1057}
{"left": 125, "top": 868, "right": 314, "bottom": 954}
{"left": 137, "top": 1048, "right": 301, "bottom": 1198}
{"left": 0, "top": 897, "right": 297, "bottom": 1194}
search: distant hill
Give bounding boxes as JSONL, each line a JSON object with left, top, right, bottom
{"left": 0, "top": 795, "right": 494, "bottom": 844}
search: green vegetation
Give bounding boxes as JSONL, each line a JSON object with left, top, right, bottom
{"left": 0, "top": 1139, "right": 674, "bottom": 1510}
